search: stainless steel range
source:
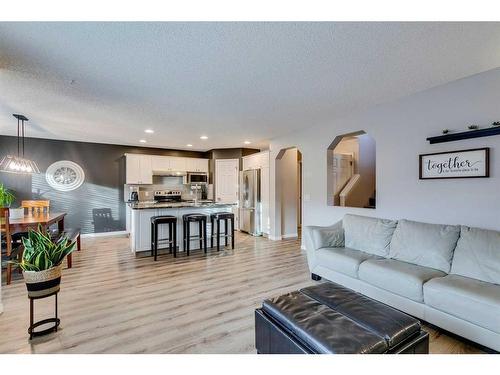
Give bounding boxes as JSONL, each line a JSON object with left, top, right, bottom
{"left": 153, "top": 190, "right": 182, "bottom": 203}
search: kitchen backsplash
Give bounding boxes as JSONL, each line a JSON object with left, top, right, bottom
{"left": 125, "top": 176, "right": 213, "bottom": 201}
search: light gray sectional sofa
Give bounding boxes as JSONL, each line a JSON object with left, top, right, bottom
{"left": 305, "top": 214, "right": 500, "bottom": 351}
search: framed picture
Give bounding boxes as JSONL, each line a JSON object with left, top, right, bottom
{"left": 419, "top": 148, "right": 489, "bottom": 180}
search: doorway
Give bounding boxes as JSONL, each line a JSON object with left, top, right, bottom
{"left": 215, "top": 158, "right": 239, "bottom": 230}
{"left": 275, "top": 147, "right": 303, "bottom": 240}
{"left": 327, "top": 131, "right": 376, "bottom": 208}
{"left": 215, "top": 159, "right": 239, "bottom": 204}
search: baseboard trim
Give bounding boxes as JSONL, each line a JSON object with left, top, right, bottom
{"left": 282, "top": 233, "right": 298, "bottom": 239}
{"left": 268, "top": 235, "right": 282, "bottom": 241}
{"left": 81, "top": 231, "right": 128, "bottom": 239}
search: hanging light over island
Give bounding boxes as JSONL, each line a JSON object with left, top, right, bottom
{"left": 0, "top": 114, "right": 40, "bottom": 174}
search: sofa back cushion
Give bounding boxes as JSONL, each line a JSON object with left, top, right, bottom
{"left": 343, "top": 214, "right": 397, "bottom": 257}
{"left": 451, "top": 226, "right": 500, "bottom": 284}
{"left": 389, "top": 219, "right": 460, "bottom": 273}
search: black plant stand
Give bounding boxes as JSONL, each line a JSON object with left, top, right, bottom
{"left": 28, "top": 291, "right": 60, "bottom": 340}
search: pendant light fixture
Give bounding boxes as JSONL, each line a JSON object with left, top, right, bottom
{"left": 0, "top": 114, "right": 40, "bottom": 174}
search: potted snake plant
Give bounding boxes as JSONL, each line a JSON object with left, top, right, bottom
{"left": 12, "top": 226, "right": 76, "bottom": 297}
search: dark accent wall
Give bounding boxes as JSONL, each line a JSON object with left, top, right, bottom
{"left": 0, "top": 135, "right": 207, "bottom": 234}
{"left": 0, "top": 136, "right": 260, "bottom": 235}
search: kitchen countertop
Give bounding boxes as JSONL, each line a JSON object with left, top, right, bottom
{"left": 127, "top": 200, "right": 236, "bottom": 210}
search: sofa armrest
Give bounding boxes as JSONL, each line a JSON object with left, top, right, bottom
{"left": 307, "top": 221, "right": 344, "bottom": 251}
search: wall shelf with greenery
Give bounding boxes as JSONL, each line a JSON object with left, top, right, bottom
{"left": 427, "top": 125, "right": 500, "bottom": 144}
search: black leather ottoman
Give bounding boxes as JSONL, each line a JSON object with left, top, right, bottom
{"left": 255, "top": 282, "right": 429, "bottom": 354}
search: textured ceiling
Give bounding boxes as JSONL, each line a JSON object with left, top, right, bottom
{"left": 1, "top": 22, "right": 500, "bottom": 151}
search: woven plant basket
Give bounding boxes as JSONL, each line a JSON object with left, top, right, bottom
{"left": 23, "top": 264, "right": 63, "bottom": 298}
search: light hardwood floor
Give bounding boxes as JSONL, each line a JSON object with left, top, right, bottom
{"left": 0, "top": 233, "right": 484, "bottom": 354}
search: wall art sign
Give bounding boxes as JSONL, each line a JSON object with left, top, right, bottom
{"left": 419, "top": 148, "right": 489, "bottom": 179}
{"left": 46, "top": 160, "right": 85, "bottom": 191}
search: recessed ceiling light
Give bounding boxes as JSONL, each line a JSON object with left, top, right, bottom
{"left": 186, "top": 144, "right": 193, "bottom": 147}
{"left": 200, "top": 135, "right": 208, "bottom": 140}
{"left": 139, "top": 139, "right": 147, "bottom": 143}
{"left": 244, "top": 141, "right": 251, "bottom": 145}
{"left": 144, "top": 129, "right": 154, "bottom": 134}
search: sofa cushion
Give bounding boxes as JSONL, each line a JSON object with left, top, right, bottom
{"left": 343, "top": 214, "right": 398, "bottom": 257}
{"left": 451, "top": 226, "right": 500, "bottom": 285}
{"left": 358, "top": 259, "right": 446, "bottom": 302}
{"left": 316, "top": 247, "right": 379, "bottom": 278}
{"left": 389, "top": 219, "right": 460, "bottom": 273}
{"left": 309, "top": 221, "right": 344, "bottom": 250}
{"left": 424, "top": 274, "right": 500, "bottom": 333}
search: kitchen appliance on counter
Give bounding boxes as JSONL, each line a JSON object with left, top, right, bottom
{"left": 186, "top": 172, "right": 208, "bottom": 184}
{"left": 239, "top": 169, "right": 261, "bottom": 236}
{"left": 129, "top": 186, "right": 139, "bottom": 202}
{"left": 154, "top": 190, "right": 182, "bottom": 203}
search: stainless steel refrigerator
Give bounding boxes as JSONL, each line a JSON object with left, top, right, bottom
{"left": 239, "top": 169, "right": 262, "bottom": 236}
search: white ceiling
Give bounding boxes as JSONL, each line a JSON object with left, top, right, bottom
{"left": 1, "top": 22, "right": 500, "bottom": 151}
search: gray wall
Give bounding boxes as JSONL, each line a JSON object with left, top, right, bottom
{"left": 269, "top": 67, "right": 500, "bottom": 245}
{"left": 0, "top": 136, "right": 206, "bottom": 234}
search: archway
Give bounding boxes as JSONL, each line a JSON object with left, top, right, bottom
{"left": 326, "top": 130, "right": 376, "bottom": 208}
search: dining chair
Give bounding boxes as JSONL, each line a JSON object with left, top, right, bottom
{"left": 22, "top": 200, "right": 50, "bottom": 216}
{"left": 1, "top": 208, "right": 20, "bottom": 285}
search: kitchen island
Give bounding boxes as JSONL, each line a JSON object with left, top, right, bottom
{"left": 128, "top": 201, "right": 236, "bottom": 253}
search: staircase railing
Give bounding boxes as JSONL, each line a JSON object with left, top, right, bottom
{"left": 339, "top": 174, "right": 360, "bottom": 207}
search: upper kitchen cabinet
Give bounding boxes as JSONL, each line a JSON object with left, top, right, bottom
{"left": 186, "top": 158, "right": 209, "bottom": 173}
{"left": 152, "top": 155, "right": 187, "bottom": 172}
{"left": 170, "top": 157, "right": 187, "bottom": 171}
{"left": 242, "top": 151, "right": 269, "bottom": 170}
{"left": 126, "top": 154, "right": 153, "bottom": 184}
{"left": 151, "top": 155, "right": 169, "bottom": 171}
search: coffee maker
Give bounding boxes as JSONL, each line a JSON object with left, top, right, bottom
{"left": 129, "top": 186, "right": 139, "bottom": 202}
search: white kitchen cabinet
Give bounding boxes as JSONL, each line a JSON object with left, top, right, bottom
{"left": 185, "top": 158, "right": 196, "bottom": 172}
{"left": 126, "top": 154, "right": 153, "bottom": 184}
{"left": 169, "top": 157, "right": 187, "bottom": 171}
{"left": 152, "top": 156, "right": 187, "bottom": 172}
{"left": 127, "top": 154, "right": 208, "bottom": 183}
{"left": 243, "top": 151, "right": 269, "bottom": 170}
{"left": 196, "top": 158, "right": 209, "bottom": 173}
{"left": 151, "top": 155, "right": 169, "bottom": 171}
{"left": 186, "top": 158, "right": 208, "bottom": 172}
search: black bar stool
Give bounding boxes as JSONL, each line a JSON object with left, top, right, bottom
{"left": 150, "top": 215, "right": 177, "bottom": 260}
{"left": 183, "top": 213, "right": 207, "bottom": 256}
{"left": 210, "top": 212, "right": 235, "bottom": 251}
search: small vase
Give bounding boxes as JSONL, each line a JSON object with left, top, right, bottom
{"left": 23, "top": 264, "right": 63, "bottom": 298}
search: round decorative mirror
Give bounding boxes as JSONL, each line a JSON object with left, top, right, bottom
{"left": 45, "top": 160, "right": 85, "bottom": 191}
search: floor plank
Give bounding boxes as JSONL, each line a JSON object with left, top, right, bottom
{"left": 0, "top": 233, "right": 484, "bottom": 354}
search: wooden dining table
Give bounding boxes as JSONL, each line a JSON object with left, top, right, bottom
{"left": 1, "top": 212, "right": 69, "bottom": 284}
{"left": 7, "top": 212, "right": 67, "bottom": 234}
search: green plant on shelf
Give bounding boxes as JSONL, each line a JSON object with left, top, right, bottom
{"left": 0, "top": 183, "right": 15, "bottom": 207}
{"left": 12, "top": 225, "right": 76, "bottom": 272}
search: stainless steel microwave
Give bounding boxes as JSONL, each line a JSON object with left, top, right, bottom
{"left": 186, "top": 172, "right": 208, "bottom": 184}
